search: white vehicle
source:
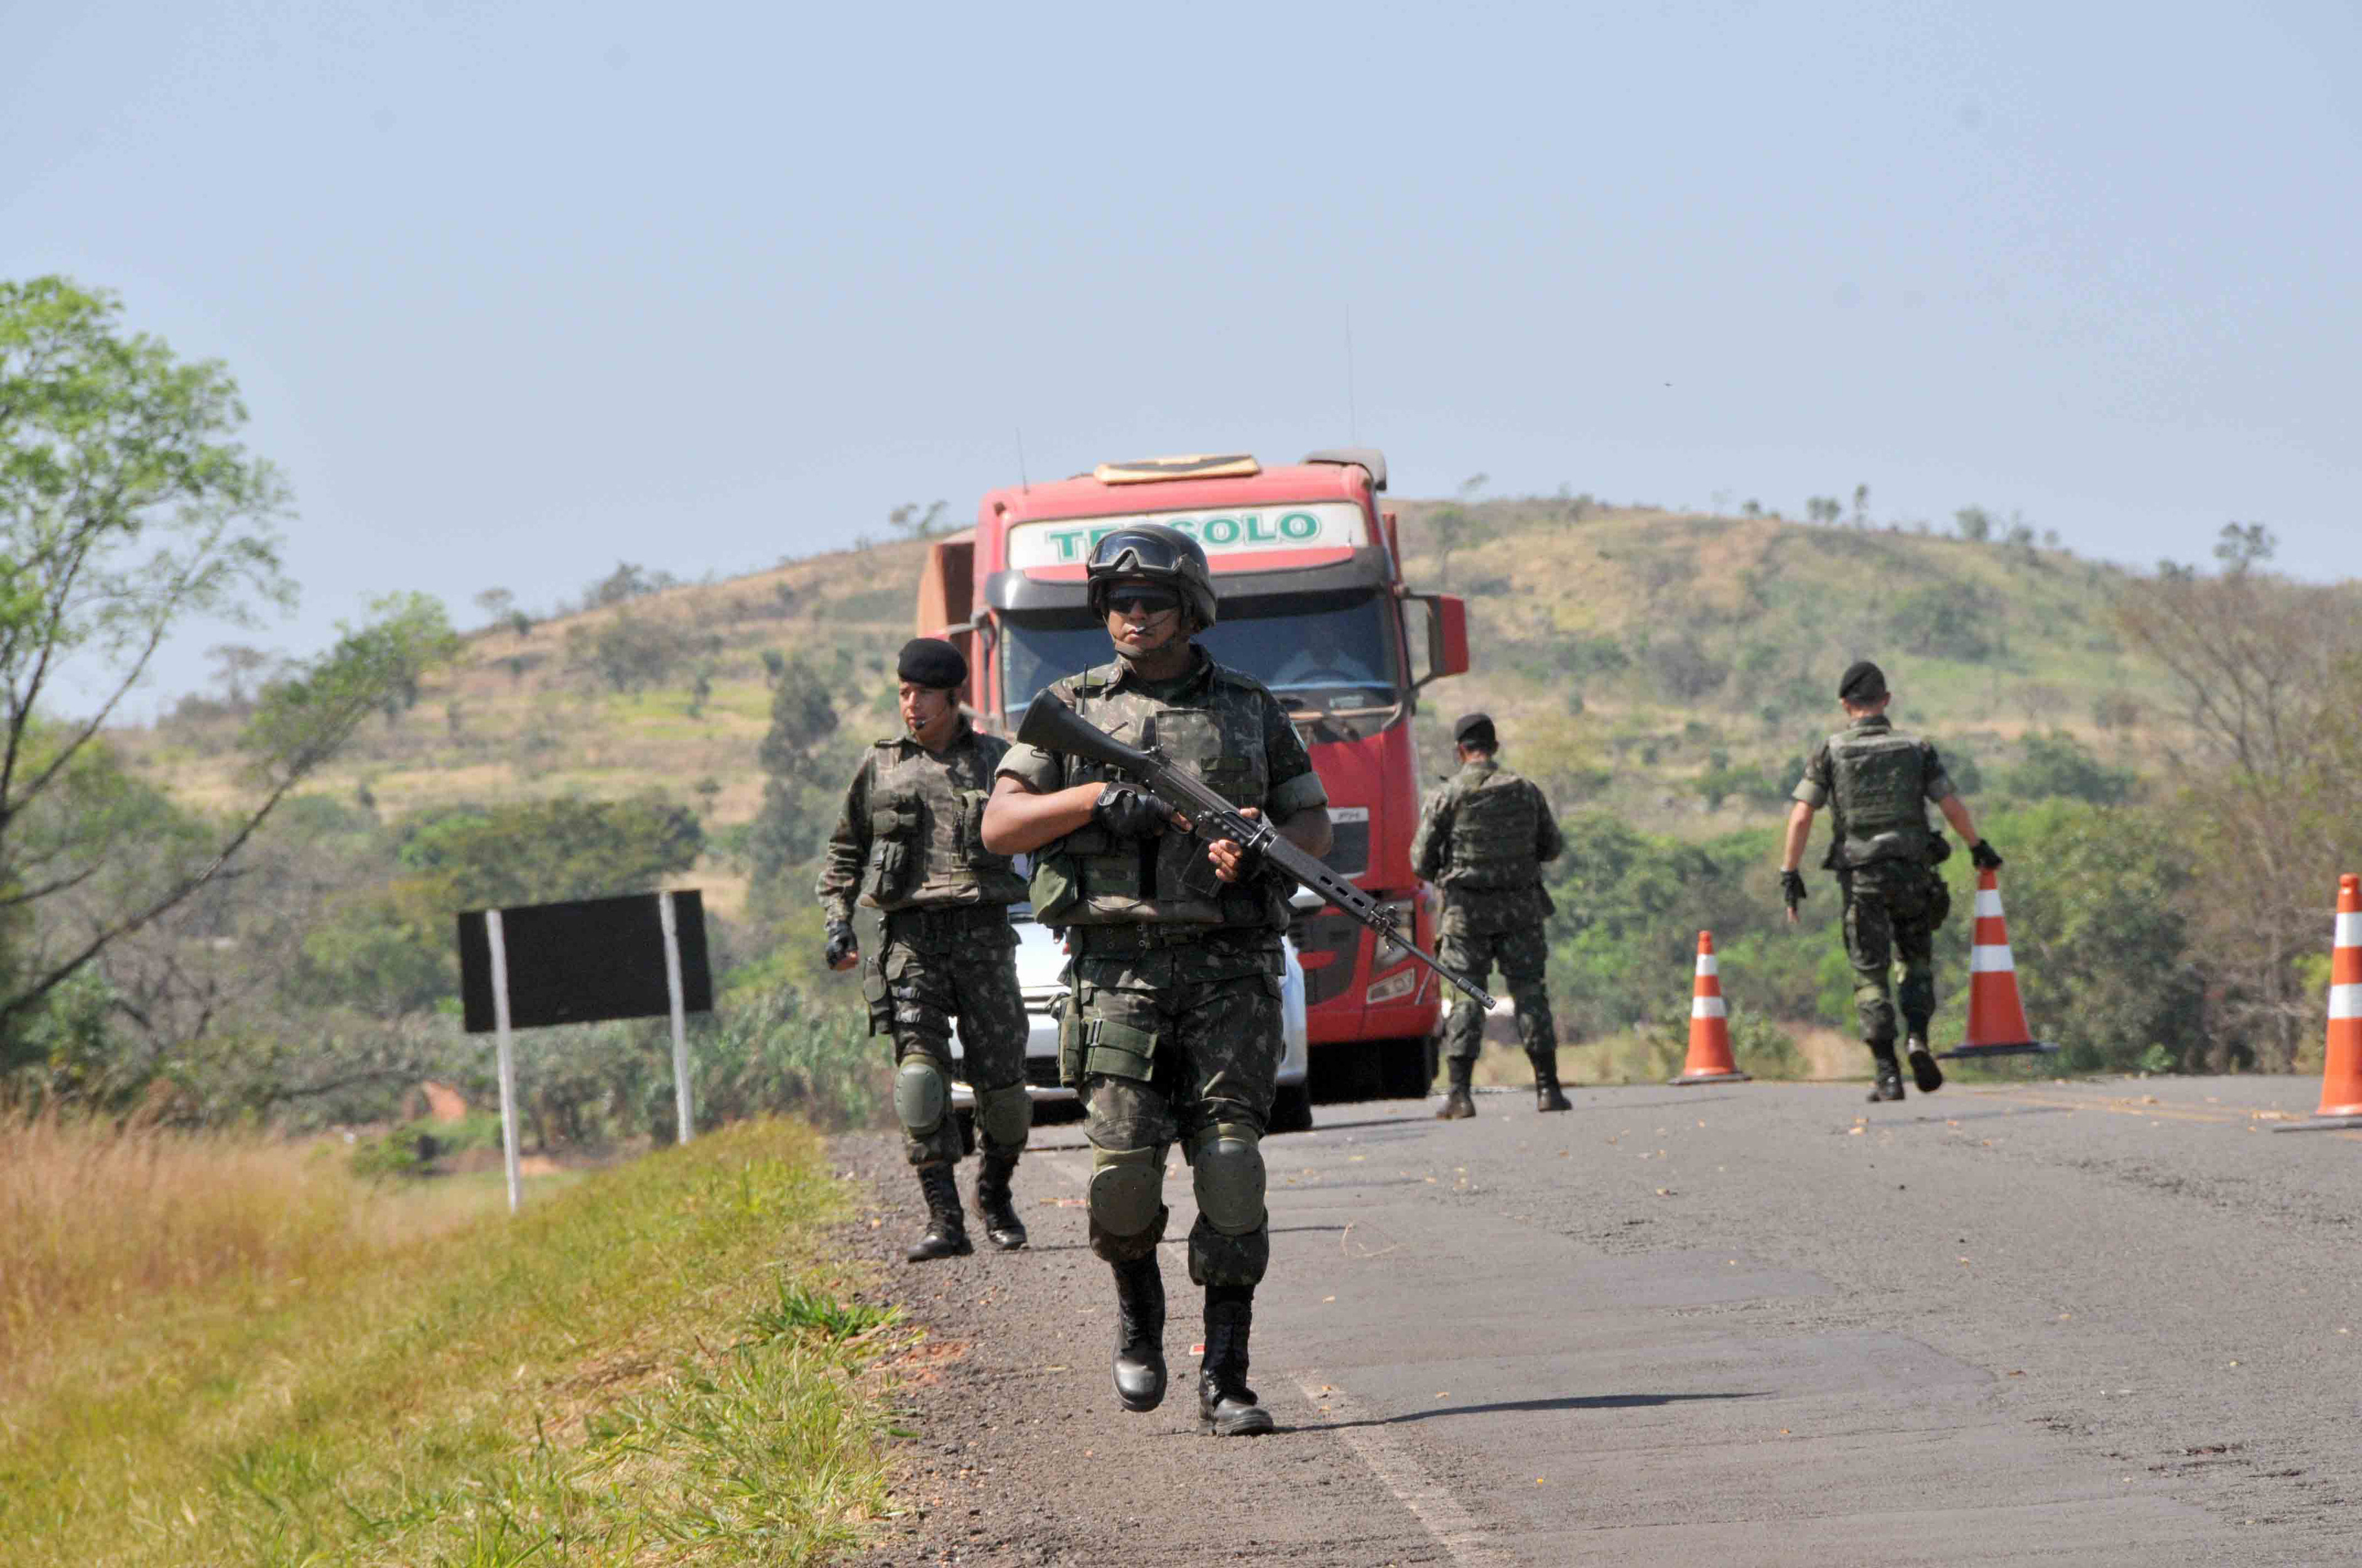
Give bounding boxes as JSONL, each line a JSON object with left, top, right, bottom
{"left": 948, "top": 905, "right": 1315, "bottom": 1137}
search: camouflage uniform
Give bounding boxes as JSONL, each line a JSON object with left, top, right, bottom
{"left": 1793, "top": 715, "right": 1956, "bottom": 1046}
{"left": 997, "top": 648, "right": 1327, "bottom": 1289}
{"left": 1412, "top": 758, "right": 1565, "bottom": 1064}
{"left": 816, "top": 718, "right": 1031, "bottom": 1167}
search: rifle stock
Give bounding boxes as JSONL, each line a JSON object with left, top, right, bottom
{"left": 1017, "top": 693, "right": 1497, "bottom": 1009}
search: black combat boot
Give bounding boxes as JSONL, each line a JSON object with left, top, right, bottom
{"left": 905, "top": 1163, "right": 972, "bottom": 1262}
{"left": 1435, "top": 1056, "right": 1477, "bottom": 1120}
{"left": 1198, "top": 1285, "right": 1275, "bottom": 1436}
{"left": 1110, "top": 1255, "right": 1167, "bottom": 1412}
{"left": 1906, "top": 1035, "right": 1945, "bottom": 1095}
{"left": 1866, "top": 1045, "right": 1905, "bottom": 1103}
{"left": 1531, "top": 1051, "right": 1572, "bottom": 1113}
{"left": 972, "top": 1150, "right": 1029, "bottom": 1251}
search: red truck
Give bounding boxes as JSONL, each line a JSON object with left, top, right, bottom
{"left": 913, "top": 448, "right": 1471, "bottom": 1097}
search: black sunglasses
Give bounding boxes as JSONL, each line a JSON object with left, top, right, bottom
{"left": 1107, "top": 590, "right": 1179, "bottom": 617}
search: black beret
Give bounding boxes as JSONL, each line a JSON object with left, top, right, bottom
{"left": 897, "top": 637, "right": 967, "bottom": 689}
{"left": 1839, "top": 660, "right": 1888, "bottom": 702}
{"left": 1453, "top": 712, "right": 1497, "bottom": 746}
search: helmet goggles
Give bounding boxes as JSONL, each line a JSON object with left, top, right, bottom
{"left": 1087, "top": 528, "right": 1194, "bottom": 577}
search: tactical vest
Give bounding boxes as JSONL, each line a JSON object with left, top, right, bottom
{"left": 1028, "top": 662, "right": 1289, "bottom": 928}
{"left": 1826, "top": 727, "right": 1932, "bottom": 869}
{"left": 1440, "top": 768, "right": 1543, "bottom": 891}
{"left": 863, "top": 738, "right": 1026, "bottom": 911}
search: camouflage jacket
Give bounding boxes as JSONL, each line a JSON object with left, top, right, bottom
{"left": 1793, "top": 714, "right": 1955, "bottom": 870}
{"left": 1413, "top": 759, "right": 1561, "bottom": 931}
{"left": 997, "top": 646, "right": 1327, "bottom": 928}
{"left": 815, "top": 718, "right": 1026, "bottom": 924}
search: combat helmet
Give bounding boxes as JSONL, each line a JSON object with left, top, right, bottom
{"left": 1085, "top": 523, "right": 1220, "bottom": 630}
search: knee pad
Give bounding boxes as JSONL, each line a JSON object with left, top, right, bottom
{"left": 1087, "top": 1144, "right": 1166, "bottom": 1238}
{"left": 974, "top": 1081, "right": 1032, "bottom": 1152}
{"left": 893, "top": 1056, "right": 948, "bottom": 1137}
{"left": 1184, "top": 1123, "right": 1266, "bottom": 1237}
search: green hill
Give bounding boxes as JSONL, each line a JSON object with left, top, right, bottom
{"left": 116, "top": 502, "right": 2180, "bottom": 916}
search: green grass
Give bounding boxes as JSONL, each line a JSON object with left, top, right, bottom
{"left": 0, "top": 1119, "right": 896, "bottom": 1566}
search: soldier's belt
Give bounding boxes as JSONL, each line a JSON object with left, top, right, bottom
{"left": 1070, "top": 921, "right": 1246, "bottom": 955}
{"left": 883, "top": 903, "right": 1016, "bottom": 946}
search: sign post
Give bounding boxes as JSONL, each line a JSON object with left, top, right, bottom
{"left": 457, "top": 890, "right": 713, "bottom": 1213}
{"left": 484, "top": 907, "right": 523, "bottom": 1215}
{"left": 659, "top": 890, "right": 694, "bottom": 1147}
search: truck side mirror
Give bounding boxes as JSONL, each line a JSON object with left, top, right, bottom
{"left": 1406, "top": 593, "right": 1469, "bottom": 688}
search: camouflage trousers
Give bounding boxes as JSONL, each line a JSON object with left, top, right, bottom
{"left": 1068, "top": 931, "right": 1284, "bottom": 1289}
{"left": 865, "top": 914, "right": 1028, "bottom": 1167}
{"left": 1439, "top": 923, "right": 1556, "bottom": 1064}
{"left": 1839, "top": 862, "right": 1950, "bottom": 1047}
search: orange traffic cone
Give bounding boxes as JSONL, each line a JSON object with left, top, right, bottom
{"left": 1940, "top": 868, "right": 2058, "bottom": 1061}
{"left": 2274, "top": 874, "right": 2362, "bottom": 1133}
{"left": 1669, "top": 931, "right": 1750, "bottom": 1085}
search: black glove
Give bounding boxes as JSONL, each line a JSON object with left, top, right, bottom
{"left": 1969, "top": 840, "right": 2004, "bottom": 871}
{"left": 1780, "top": 869, "right": 1807, "bottom": 913}
{"left": 823, "top": 919, "right": 856, "bottom": 968}
{"left": 1094, "top": 783, "right": 1174, "bottom": 840}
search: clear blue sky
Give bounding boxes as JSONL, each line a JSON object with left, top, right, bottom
{"left": 6, "top": 1, "right": 2356, "bottom": 713}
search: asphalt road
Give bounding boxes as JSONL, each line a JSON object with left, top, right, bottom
{"left": 841, "top": 1073, "right": 2361, "bottom": 1565}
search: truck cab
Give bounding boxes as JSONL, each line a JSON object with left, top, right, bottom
{"left": 915, "top": 449, "right": 1471, "bottom": 1097}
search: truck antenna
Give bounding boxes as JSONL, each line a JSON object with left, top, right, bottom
{"left": 1344, "top": 304, "right": 1358, "bottom": 444}
{"left": 1016, "top": 426, "right": 1030, "bottom": 492}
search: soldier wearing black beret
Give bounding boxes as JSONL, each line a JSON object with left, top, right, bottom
{"left": 1780, "top": 662, "right": 2003, "bottom": 1101}
{"left": 816, "top": 637, "right": 1035, "bottom": 1258}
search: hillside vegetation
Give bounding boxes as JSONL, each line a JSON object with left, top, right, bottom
{"left": 122, "top": 501, "right": 2181, "bottom": 890}
{"left": 73, "top": 497, "right": 2354, "bottom": 1125}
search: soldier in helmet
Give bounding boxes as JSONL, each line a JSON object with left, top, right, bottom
{"left": 817, "top": 637, "right": 1033, "bottom": 1261}
{"left": 1780, "top": 660, "right": 2002, "bottom": 1102}
{"left": 981, "top": 523, "right": 1332, "bottom": 1437}
{"left": 1412, "top": 712, "right": 1569, "bottom": 1118}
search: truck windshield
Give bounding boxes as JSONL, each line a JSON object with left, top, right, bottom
{"left": 1002, "top": 590, "right": 1400, "bottom": 716}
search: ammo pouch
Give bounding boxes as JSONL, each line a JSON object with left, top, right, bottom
{"left": 1030, "top": 824, "right": 1114, "bottom": 925}
{"left": 1927, "top": 871, "right": 1953, "bottom": 930}
{"left": 864, "top": 802, "right": 920, "bottom": 904}
{"left": 959, "top": 787, "right": 1014, "bottom": 877}
{"left": 1925, "top": 833, "right": 1952, "bottom": 866}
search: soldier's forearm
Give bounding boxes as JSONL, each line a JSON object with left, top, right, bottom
{"left": 981, "top": 777, "right": 1100, "bottom": 854}
{"left": 1937, "top": 794, "right": 1979, "bottom": 845}
{"left": 1780, "top": 803, "right": 1814, "bottom": 871}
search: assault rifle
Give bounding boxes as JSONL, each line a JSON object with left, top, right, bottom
{"left": 1018, "top": 692, "right": 1497, "bottom": 1009}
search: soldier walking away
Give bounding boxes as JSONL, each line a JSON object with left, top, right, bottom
{"left": 1412, "top": 713, "right": 1570, "bottom": 1118}
{"left": 1780, "top": 661, "right": 2002, "bottom": 1103}
{"left": 817, "top": 638, "right": 1034, "bottom": 1261}
{"left": 982, "top": 524, "right": 1333, "bottom": 1437}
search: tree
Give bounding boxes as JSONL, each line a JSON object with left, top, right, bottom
{"left": 473, "top": 586, "right": 514, "bottom": 623}
{"left": 1850, "top": 484, "right": 1870, "bottom": 527}
{"left": 888, "top": 501, "right": 949, "bottom": 539}
{"left": 1, "top": 277, "right": 459, "bottom": 1038}
{"left": 2211, "top": 521, "right": 2275, "bottom": 576}
{"left": 1954, "top": 506, "right": 1993, "bottom": 543}
{"left": 2117, "top": 567, "right": 2362, "bottom": 1065}
{"left": 1806, "top": 496, "right": 1843, "bottom": 524}
{"left": 205, "top": 643, "right": 272, "bottom": 707}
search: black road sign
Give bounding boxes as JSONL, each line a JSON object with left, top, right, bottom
{"left": 457, "top": 891, "right": 711, "bottom": 1033}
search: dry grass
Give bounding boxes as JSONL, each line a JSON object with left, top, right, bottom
{"left": 0, "top": 1118, "right": 893, "bottom": 1567}
{"left": 0, "top": 1110, "right": 479, "bottom": 1380}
